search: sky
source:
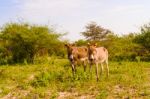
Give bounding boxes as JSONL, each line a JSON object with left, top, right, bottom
{"left": 0, "top": 0, "right": 150, "bottom": 41}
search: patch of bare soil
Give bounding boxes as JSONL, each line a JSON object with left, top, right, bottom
{"left": 107, "top": 85, "right": 139, "bottom": 99}
{"left": 2, "top": 89, "right": 30, "bottom": 99}
{"left": 57, "top": 92, "right": 96, "bottom": 99}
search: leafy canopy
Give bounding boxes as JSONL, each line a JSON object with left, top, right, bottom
{"left": 0, "top": 23, "right": 61, "bottom": 63}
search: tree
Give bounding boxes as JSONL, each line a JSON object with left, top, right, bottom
{"left": 134, "top": 23, "right": 150, "bottom": 61}
{"left": 81, "top": 22, "right": 111, "bottom": 41}
{"left": 75, "top": 39, "right": 88, "bottom": 46}
{"left": 0, "top": 23, "right": 62, "bottom": 63}
{"left": 95, "top": 33, "right": 142, "bottom": 61}
{"left": 135, "top": 23, "right": 150, "bottom": 51}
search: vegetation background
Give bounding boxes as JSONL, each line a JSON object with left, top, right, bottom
{"left": 0, "top": 21, "right": 150, "bottom": 98}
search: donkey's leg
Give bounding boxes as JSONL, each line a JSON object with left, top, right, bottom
{"left": 83, "top": 61, "right": 87, "bottom": 72}
{"left": 105, "top": 60, "right": 109, "bottom": 77}
{"left": 89, "top": 61, "right": 92, "bottom": 73}
{"left": 74, "top": 61, "right": 77, "bottom": 73}
{"left": 71, "top": 62, "right": 76, "bottom": 76}
{"left": 95, "top": 62, "right": 99, "bottom": 81}
{"left": 100, "top": 62, "right": 104, "bottom": 75}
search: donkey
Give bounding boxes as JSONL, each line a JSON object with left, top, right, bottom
{"left": 65, "top": 43, "right": 88, "bottom": 75}
{"left": 88, "top": 43, "right": 109, "bottom": 81}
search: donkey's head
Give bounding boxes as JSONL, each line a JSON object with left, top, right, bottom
{"left": 87, "top": 43, "right": 97, "bottom": 60}
{"left": 65, "top": 43, "right": 76, "bottom": 61}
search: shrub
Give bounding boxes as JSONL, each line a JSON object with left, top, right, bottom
{"left": 0, "top": 22, "right": 63, "bottom": 63}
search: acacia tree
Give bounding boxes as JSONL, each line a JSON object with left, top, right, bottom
{"left": 81, "top": 22, "right": 111, "bottom": 41}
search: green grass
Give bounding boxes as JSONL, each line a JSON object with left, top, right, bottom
{"left": 0, "top": 59, "right": 150, "bottom": 98}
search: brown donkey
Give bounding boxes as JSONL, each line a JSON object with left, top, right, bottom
{"left": 65, "top": 43, "right": 88, "bottom": 75}
{"left": 88, "top": 43, "right": 109, "bottom": 81}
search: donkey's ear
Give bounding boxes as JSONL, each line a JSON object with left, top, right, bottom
{"left": 94, "top": 43, "right": 97, "bottom": 47}
{"left": 87, "top": 42, "right": 90, "bottom": 46}
{"left": 65, "top": 43, "right": 69, "bottom": 47}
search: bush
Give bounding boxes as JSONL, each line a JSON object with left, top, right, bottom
{"left": 0, "top": 22, "right": 64, "bottom": 63}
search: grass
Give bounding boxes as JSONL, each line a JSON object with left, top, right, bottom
{"left": 0, "top": 58, "right": 150, "bottom": 98}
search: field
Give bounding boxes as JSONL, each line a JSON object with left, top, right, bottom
{"left": 0, "top": 58, "right": 150, "bottom": 99}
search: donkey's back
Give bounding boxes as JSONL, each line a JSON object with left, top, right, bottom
{"left": 95, "top": 47, "right": 108, "bottom": 63}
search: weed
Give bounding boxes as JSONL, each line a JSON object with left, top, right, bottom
{"left": 96, "top": 90, "right": 108, "bottom": 99}
{"left": 0, "top": 60, "right": 149, "bottom": 98}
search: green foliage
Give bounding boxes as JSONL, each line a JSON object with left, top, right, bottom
{"left": 75, "top": 39, "right": 88, "bottom": 46}
{"left": 0, "top": 21, "right": 150, "bottom": 64}
{"left": 31, "top": 71, "right": 51, "bottom": 87}
{"left": 0, "top": 22, "right": 63, "bottom": 63}
{"left": 76, "top": 33, "right": 142, "bottom": 61}
{"left": 134, "top": 23, "right": 150, "bottom": 61}
{"left": 96, "top": 90, "right": 108, "bottom": 99}
{"left": 135, "top": 23, "right": 150, "bottom": 50}
{"left": 135, "top": 56, "right": 141, "bottom": 62}
{"left": 79, "top": 22, "right": 150, "bottom": 61}
{"left": 0, "top": 46, "right": 11, "bottom": 65}
{"left": 103, "top": 33, "right": 141, "bottom": 61}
